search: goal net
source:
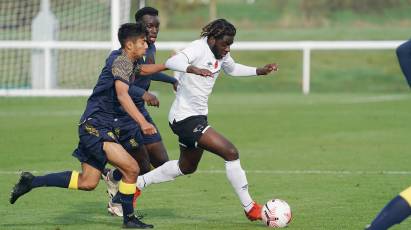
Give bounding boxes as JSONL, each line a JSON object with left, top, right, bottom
{"left": 0, "top": 0, "right": 130, "bottom": 95}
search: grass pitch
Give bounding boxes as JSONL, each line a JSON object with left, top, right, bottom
{"left": 1, "top": 92, "right": 411, "bottom": 230}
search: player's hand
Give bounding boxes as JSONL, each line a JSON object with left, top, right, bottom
{"left": 256, "top": 63, "right": 279, "bottom": 75}
{"left": 141, "top": 122, "right": 157, "bottom": 135}
{"left": 142, "top": 91, "right": 159, "bottom": 107}
{"left": 186, "top": 65, "right": 213, "bottom": 77}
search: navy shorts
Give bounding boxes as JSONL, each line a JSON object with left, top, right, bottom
{"left": 116, "top": 106, "right": 162, "bottom": 152}
{"left": 72, "top": 117, "right": 118, "bottom": 172}
{"left": 169, "top": 115, "right": 210, "bottom": 149}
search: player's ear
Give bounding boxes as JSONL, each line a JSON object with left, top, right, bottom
{"left": 124, "top": 39, "right": 133, "bottom": 50}
{"left": 208, "top": 36, "right": 216, "bottom": 46}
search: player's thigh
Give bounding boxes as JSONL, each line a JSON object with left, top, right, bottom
{"left": 103, "top": 141, "right": 139, "bottom": 181}
{"left": 145, "top": 141, "right": 169, "bottom": 167}
{"left": 198, "top": 127, "right": 239, "bottom": 161}
{"left": 178, "top": 146, "right": 204, "bottom": 174}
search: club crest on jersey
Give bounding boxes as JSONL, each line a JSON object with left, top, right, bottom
{"left": 214, "top": 60, "right": 218, "bottom": 69}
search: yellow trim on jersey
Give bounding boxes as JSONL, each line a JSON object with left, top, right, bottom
{"left": 119, "top": 180, "right": 136, "bottom": 195}
{"left": 399, "top": 186, "right": 411, "bottom": 205}
{"left": 68, "top": 171, "right": 79, "bottom": 190}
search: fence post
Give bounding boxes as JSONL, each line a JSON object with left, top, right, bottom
{"left": 31, "top": 0, "right": 58, "bottom": 90}
{"left": 111, "top": 0, "right": 121, "bottom": 50}
{"left": 302, "top": 47, "right": 311, "bottom": 95}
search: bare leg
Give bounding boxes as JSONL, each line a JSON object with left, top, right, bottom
{"left": 145, "top": 141, "right": 170, "bottom": 168}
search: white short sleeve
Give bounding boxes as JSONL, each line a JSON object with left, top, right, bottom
{"left": 180, "top": 40, "right": 204, "bottom": 64}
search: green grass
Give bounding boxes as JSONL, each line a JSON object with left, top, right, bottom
{"left": 1, "top": 92, "right": 411, "bottom": 229}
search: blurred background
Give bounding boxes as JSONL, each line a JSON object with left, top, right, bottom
{"left": 0, "top": 0, "right": 410, "bottom": 93}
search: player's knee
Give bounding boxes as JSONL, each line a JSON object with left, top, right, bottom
{"left": 226, "top": 147, "right": 239, "bottom": 161}
{"left": 122, "top": 163, "right": 139, "bottom": 181}
{"left": 179, "top": 163, "right": 197, "bottom": 175}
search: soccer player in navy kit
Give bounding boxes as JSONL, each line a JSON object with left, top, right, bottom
{"left": 102, "top": 7, "right": 178, "bottom": 216}
{"left": 365, "top": 39, "right": 411, "bottom": 230}
{"left": 133, "top": 19, "right": 278, "bottom": 222}
{"left": 9, "top": 23, "right": 165, "bottom": 229}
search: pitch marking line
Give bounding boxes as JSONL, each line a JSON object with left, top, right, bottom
{"left": 1, "top": 170, "right": 411, "bottom": 175}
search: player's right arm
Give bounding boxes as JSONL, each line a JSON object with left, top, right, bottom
{"left": 115, "top": 81, "right": 157, "bottom": 135}
{"left": 165, "top": 53, "right": 212, "bottom": 77}
{"left": 112, "top": 57, "right": 156, "bottom": 135}
{"left": 165, "top": 41, "right": 212, "bottom": 77}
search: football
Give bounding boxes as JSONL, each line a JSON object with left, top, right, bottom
{"left": 261, "top": 199, "right": 292, "bottom": 228}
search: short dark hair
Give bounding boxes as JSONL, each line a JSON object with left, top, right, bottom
{"left": 200, "top": 19, "right": 236, "bottom": 40}
{"left": 135, "top": 7, "right": 158, "bottom": 22}
{"left": 117, "top": 22, "right": 147, "bottom": 48}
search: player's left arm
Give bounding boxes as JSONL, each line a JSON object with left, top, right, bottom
{"left": 222, "top": 54, "right": 278, "bottom": 77}
{"left": 150, "top": 72, "right": 178, "bottom": 91}
{"left": 139, "top": 64, "right": 167, "bottom": 76}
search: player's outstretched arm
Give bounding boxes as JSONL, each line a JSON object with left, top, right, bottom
{"left": 165, "top": 53, "right": 212, "bottom": 77}
{"left": 139, "top": 64, "right": 167, "bottom": 76}
{"left": 222, "top": 54, "right": 278, "bottom": 77}
{"left": 115, "top": 80, "right": 157, "bottom": 135}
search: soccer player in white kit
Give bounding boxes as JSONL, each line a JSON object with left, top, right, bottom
{"left": 135, "top": 18, "right": 278, "bottom": 221}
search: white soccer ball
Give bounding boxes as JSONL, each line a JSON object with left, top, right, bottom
{"left": 261, "top": 199, "right": 292, "bottom": 228}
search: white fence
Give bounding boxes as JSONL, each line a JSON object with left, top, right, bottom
{"left": 0, "top": 40, "right": 404, "bottom": 96}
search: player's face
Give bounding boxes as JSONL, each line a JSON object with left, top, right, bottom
{"left": 129, "top": 36, "right": 148, "bottom": 59}
{"left": 211, "top": 35, "right": 234, "bottom": 59}
{"left": 141, "top": 15, "right": 160, "bottom": 44}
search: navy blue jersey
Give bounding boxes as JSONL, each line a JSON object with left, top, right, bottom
{"left": 129, "top": 43, "right": 177, "bottom": 107}
{"left": 130, "top": 43, "right": 156, "bottom": 107}
{"left": 80, "top": 49, "right": 140, "bottom": 123}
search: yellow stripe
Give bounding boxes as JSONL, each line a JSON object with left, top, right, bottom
{"left": 119, "top": 180, "right": 136, "bottom": 195}
{"left": 68, "top": 171, "right": 79, "bottom": 190}
{"left": 399, "top": 186, "right": 411, "bottom": 205}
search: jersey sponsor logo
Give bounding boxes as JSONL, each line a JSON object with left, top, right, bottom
{"left": 207, "top": 61, "right": 213, "bottom": 68}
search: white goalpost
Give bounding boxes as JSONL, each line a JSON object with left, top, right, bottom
{"left": 0, "top": 0, "right": 405, "bottom": 96}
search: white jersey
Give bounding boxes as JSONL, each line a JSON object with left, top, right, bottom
{"left": 167, "top": 37, "right": 257, "bottom": 123}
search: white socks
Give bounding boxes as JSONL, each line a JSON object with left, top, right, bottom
{"left": 136, "top": 160, "right": 183, "bottom": 190}
{"left": 136, "top": 159, "right": 254, "bottom": 212}
{"left": 225, "top": 159, "right": 254, "bottom": 212}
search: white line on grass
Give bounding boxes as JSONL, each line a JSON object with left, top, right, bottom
{"left": 1, "top": 170, "right": 411, "bottom": 175}
{"left": 337, "top": 94, "right": 411, "bottom": 104}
